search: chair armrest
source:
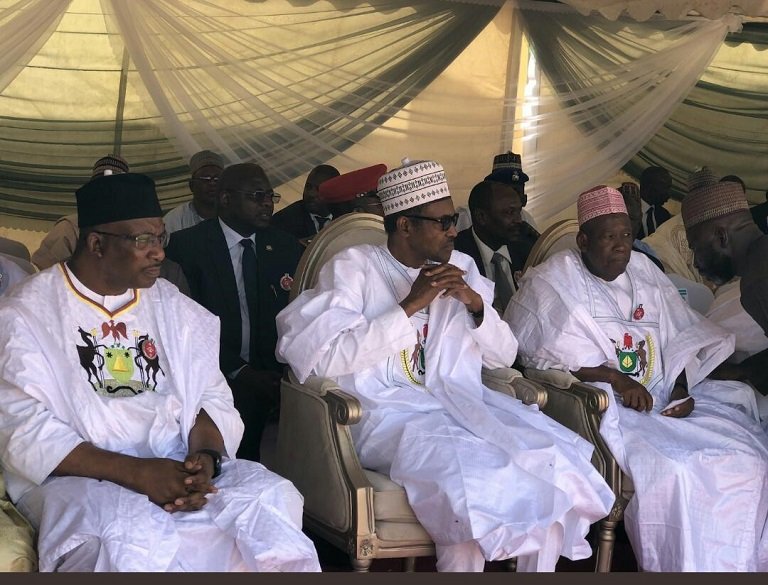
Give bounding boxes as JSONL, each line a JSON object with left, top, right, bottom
{"left": 481, "top": 367, "right": 547, "bottom": 408}
{"left": 526, "top": 369, "right": 629, "bottom": 497}
{"left": 274, "top": 370, "right": 375, "bottom": 541}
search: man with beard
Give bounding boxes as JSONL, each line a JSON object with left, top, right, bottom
{"left": 276, "top": 158, "right": 614, "bottom": 573}
{"left": 505, "top": 185, "right": 768, "bottom": 572}
{"left": 0, "top": 173, "right": 320, "bottom": 572}
{"left": 683, "top": 179, "right": 768, "bottom": 395}
{"left": 167, "top": 163, "right": 303, "bottom": 462}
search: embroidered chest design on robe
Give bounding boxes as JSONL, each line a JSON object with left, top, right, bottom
{"left": 76, "top": 320, "right": 165, "bottom": 398}
{"left": 610, "top": 332, "right": 656, "bottom": 386}
{"left": 401, "top": 322, "right": 429, "bottom": 386}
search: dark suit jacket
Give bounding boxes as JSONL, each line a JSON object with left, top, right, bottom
{"left": 751, "top": 202, "right": 768, "bottom": 234}
{"left": 271, "top": 200, "right": 318, "bottom": 241}
{"left": 166, "top": 219, "right": 304, "bottom": 375}
{"left": 638, "top": 204, "right": 672, "bottom": 239}
{"left": 454, "top": 228, "right": 535, "bottom": 284}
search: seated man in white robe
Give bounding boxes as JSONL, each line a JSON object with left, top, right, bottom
{"left": 505, "top": 185, "right": 768, "bottom": 572}
{"left": 276, "top": 158, "right": 614, "bottom": 573}
{"left": 0, "top": 173, "right": 320, "bottom": 572}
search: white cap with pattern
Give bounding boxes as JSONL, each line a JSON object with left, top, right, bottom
{"left": 377, "top": 158, "right": 451, "bottom": 216}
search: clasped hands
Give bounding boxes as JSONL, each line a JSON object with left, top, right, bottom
{"left": 400, "top": 262, "right": 482, "bottom": 317}
{"left": 137, "top": 452, "right": 218, "bottom": 513}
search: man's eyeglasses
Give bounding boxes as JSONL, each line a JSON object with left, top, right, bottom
{"left": 228, "top": 189, "right": 281, "bottom": 204}
{"left": 405, "top": 213, "right": 459, "bottom": 231}
{"left": 193, "top": 175, "right": 220, "bottom": 184}
{"left": 94, "top": 230, "right": 169, "bottom": 249}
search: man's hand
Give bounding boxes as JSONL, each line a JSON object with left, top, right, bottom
{"left": 611, "top": 373, "right": 653, "bottom": 412}
{"left": 661, "top": 382, "right": 694, "bottom": 418}
{"left": 399, "top": 263, "right": 482, "bottom": 317}
{"left": 131, "top": 457, "right": 215, "bottom": 513}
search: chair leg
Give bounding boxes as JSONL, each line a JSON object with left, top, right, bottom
{"left": 351, "top": 557, "right": 372, "bottom": 572}
{"left": 595, "top": 517, "right": 616, "bottom": 573}
{"left": 403, "top": 557, "right": 416, "bottom": 572}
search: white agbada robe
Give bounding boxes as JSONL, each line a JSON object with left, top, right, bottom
{"left": 276, "top": 244, "right": 614, "bottom": 570}
{"left": 0, "top": 264, "right": 320, "bottom": 572}
{"left": 505, "top": 249, "right": 768, "bottom": 572}
{"left": 706, "top": 279, "right": 768, "bottom": 424}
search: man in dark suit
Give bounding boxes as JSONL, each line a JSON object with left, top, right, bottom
{"left": 271, "top": 164, "right": 340, "bottom": 245}
{"left": 167, "top": 163, "right": 304, "bottom": 462}
{"left": 751, "top": 191, "right": 768, "bottom": 234}
{"left": 454, "top": 180, "right": 534, "bottom": 313}
{"left": 638, "top": 166, "right": 673, "bottom": 238}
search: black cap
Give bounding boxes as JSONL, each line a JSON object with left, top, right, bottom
{"left": 77, "top": 173, "right": 162, "bottom": 228}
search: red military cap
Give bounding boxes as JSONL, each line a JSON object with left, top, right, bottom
{"left": 318, "top": 164, "right": 387, "bottom": 203}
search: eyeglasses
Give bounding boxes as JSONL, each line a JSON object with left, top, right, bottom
{"left": 228, "top": 189, "right": 281, "bottom": 204}
{"left": 405, "top": 213, "right": 459, "bottom": 231}
{"left": 94, "top": 230, "right": 169, "bottom": 249}
{"left": 193, "top": 175, "right": 220, "bottom": 184}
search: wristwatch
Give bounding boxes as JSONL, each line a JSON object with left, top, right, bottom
{"left": 197, "top": 449, "right": 222, "bottom": 478}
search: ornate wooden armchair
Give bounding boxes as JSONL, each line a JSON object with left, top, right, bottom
{"left": 270, "top": 213, "right": 547, "bottom": 571}
{"left": 520, "top": 219, "right": 634, "bottom": 573}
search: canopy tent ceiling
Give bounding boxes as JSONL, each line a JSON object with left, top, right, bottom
{"left": 0, "top": 0, "right": 498, "bottom": 227}
{"left": 559, "top": 0, "right": 768, "bottom": 20}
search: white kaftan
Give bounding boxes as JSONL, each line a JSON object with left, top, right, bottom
{"left": 0, "top": 264, "right": 320, "bottom": 572}
{"left": 276, "top": 244, "right": 614, "bottom": 570}
{"left": 505, "top": 249, "right": 768, "bottom": 572}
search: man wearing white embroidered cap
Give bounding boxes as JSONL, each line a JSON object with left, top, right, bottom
{"left": 277, "top": 158, "right": 614, "bottom": 572}
{"left": 505, "top": 185, "right": 768, "bottom": 571}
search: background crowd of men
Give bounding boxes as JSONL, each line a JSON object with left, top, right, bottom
{"left": 0, "top": 148, "right": 767, "bottom": 572}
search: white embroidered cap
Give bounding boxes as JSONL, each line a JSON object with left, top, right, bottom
{"left": 377, "top": 158, "right": 451, "bottom": 216}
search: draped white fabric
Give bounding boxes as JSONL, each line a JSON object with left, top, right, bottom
{"left": 515, "top": 1, "right": 737, "bottom": 223}
{"left": 560, "top": 0, "right": 768, "bottom": 21}
{"left": 0, "top": 0, "right": 498, "bottom": 227}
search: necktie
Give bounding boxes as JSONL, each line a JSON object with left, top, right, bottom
{"left": 645, "top": 206, "right": 656, "bottom": 237}
{"left": 316, "top": 215, "right": 331, "bottom": 231}
{"left": 240, "top": 238, "right": 260, "bottom": 363}
{"left": 491, "top": 252, "right": 514, "bottom": 313}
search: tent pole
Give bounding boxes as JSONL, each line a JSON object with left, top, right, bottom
{"left": 113, "top": 45, "right": 130, "bottom": 156}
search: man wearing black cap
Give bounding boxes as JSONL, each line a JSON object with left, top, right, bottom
{"left": 31, "top": 154, "right": 131, "bottom": 270}
{"left": 30, "top": 154, "right": 190, "bottom": 296}
{"left": 0, "top": 173, "right": 320, "bottom": 572}
{"left": 167, "top": 163, "right": 304, "bottom": 462}
{"left": 271, "top": 164, "right": 340, "bottom": 245}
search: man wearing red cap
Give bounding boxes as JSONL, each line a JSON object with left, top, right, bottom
{"left": 317, "top": 164, "right": 387, "bottom": 219}
{"left": 506, "top": 185, "right": 768, "bottom": 572}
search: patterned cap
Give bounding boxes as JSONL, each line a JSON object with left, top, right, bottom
{"left": 577, "top": 185, "right": 628, "bottom": 226}
{"left": 686, "top": 166, "right": 718, "bottom": 193}
{"left": 377, "top": 158, "right": 450, "bottom": 216}
{"left": 319, "top": 164, "right": 387, "bottom": 203}
{"left": 91, "top": 154, "right": 129, "bottom": 178}
{"left": 189, "top": 150, "right": 224, "bottom": 175}
{"left": 681, "top": 181, "right": 750, "bottom": 229}
{"left": 488, "top": 151, "right": 529, "bottom": 184}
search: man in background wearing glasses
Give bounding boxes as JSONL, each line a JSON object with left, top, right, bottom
{"left": 167, "top": 163, "right": 304, "bottom": 463}
{"left": 164, "top": 150, "right": 225, "bottom": 235}
{"left": 0, "top": 172, "right": 320, "bottom": 571}
{"left": 277, "top": 158, "right": 613, "bottom": 572}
